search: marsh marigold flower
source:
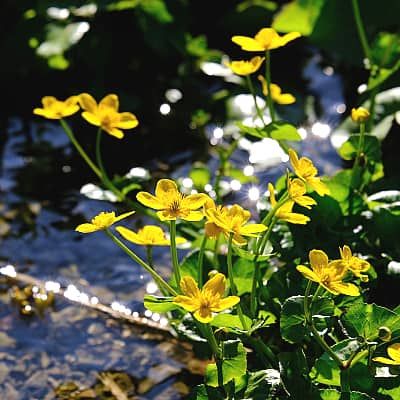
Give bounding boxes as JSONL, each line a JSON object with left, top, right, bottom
{"left": 136, "top": 179, "right": 207, "bottom": 221}
{"left": 288, "top": 149, "right": 330, "bottom": 196}
{"left": 173, "top": 273, "right": 240, "bottom": 323}
{"left": 232, "top": 28, "right": 301, "bottom": 52}
{"left": 116, "top": 225, "right": 186, "bottom": 246}
{"left": 296, "top": 249, "right": 360, "bottom": 296}
{"left": 331, "top": 245, "right": 371, "bottom": 282}
{"left": 203, "top": 198, "right": 224, "bottom": 240}
{"left": 206, "top": 204, "right": 267, "bottom": 245}
{"left": 288, "top": 178, "right": 317, "bottom": 209}
{"left": 225, "top": 56, "right": 265, "bottom": 76}
{"left": 269, "top": 183, "right": 310, "bottom": 224}
{"left": 373, "top": 343, "right": 400, "bottom": 365}
{"left": 257, "top": 77, "right": 296, "bottom": 104}
{"left": 75, "top": 211, "right": 135, "bottom": 233}
{"left": 79, "top": 93, "right": 138, "bottom": 139}
{"left": 351, "top": 107, "right": 370, "bottom": 123}
{"left": 33, "top": 96, "right": 79, "bottom": 119}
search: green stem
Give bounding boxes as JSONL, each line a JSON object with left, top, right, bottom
{"left": 227, "top": 233, "right": 249, "bottom": 330}
{"left": 213, "top": 236, "right": 220, "bottom": 268}
{"left": 170, "top": 220, "right": 181, "bottom": 287}
{"left": 146, "top": 245, "right": 153, "bottom": 268}
{"left": 246, "top": 75, "right": 266, "bottom": 126}
{"left": 246, "top": 335, "right": 278, "bottom": 369}
{"left": 340, "top": 368, "right": 351, "bottom": 400}
{"left": 351, "top": 0, "right": 372, "bottom": 61}
{"left": 265, "top": 50, "right": 276, "bottom": 122}
{"left": 304, "top": 282, "right": 343, "bottom": 367}
{"left": 60, "top": 119, "right": 102, "bottom": 178}
{"left": 198, "top": 235, "right": 208, "bottom": 288}
{"left": 350, "top": 121, "right": 366, "bottom": 190}
{"left": 96, "top": 129, "right": 124, "bottom": 200}
{"left": 106, "top": 229, "right": 177, "bottom": 296}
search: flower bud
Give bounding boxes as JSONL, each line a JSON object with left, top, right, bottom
{"left": 378, "top": 326, "right": 392, "bottom": 342}
{"left": 351, "top": 107, "right": 370, "bottom": 123}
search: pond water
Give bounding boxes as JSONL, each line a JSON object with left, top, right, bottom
{"left": 0, "top": 53, "right": 345, "bottom": 399}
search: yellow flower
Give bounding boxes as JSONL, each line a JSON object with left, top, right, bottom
{"left": 288, "top": 149, "right": 330, "bottom": 196}
{"left": 232, "top": 28, "right": 301, "bottom": 52}
{"left": 351, "top": 107, "right": 370, "bottom": 123}
{"left": 79, "top": 93, "right": 138, "bottom": 139}
{"left": 373, "top": 343, "right": 400, "bottom": 365}
{"left": 225, "top": 56, "right": 265, "bottom": 76}
{"left": 116, "top": 225, "right": 186, "bottom": 246}
{"left": 173, "top": 273, "right": 240, "bottom": 323}
{"left": 203, "top": 198, "right": 224, "bottom": 240}
{"left": 206, "top": 204, "right": 267, "bottom": 245}
{"left": 136, "top": 179, "right": 207, "bottom": 221}
{"left": 33, "top": 96, "right": 79, "bottom": 119}
{"left": 330, "top": 245, "right": 371, "bottom": 282}
{"left": 75, "top": 211, "right": 135, "bottom": 233}
{"left": 288, "top": 178, "right": 317, "bottom": 209}
{"left": 296, "top": 249, "right": 360, "bottom": 296}
{"left": 269, "top": 183, "right": 310, "bottom": 224}
{"left": 257, "top": 77, "right": 296, "bottom": 104}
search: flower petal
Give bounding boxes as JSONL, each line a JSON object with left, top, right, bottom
{"left": 388, "top": 343, "right": 400, "bottom": 363}
{"left": 156, "top": 210, "right": 175, "bottom": 221}
{"left": 205, "top": 221, "right": 223, "bottom": 239}
{"left": 42, "top": 96, "right": 57, "bottom": 108}
{"left": 75, "top": 223, "right": 99, "bottom": 233}
{"left": 231, "top": 35, "right": 265, "bottom": 51}
{"left": 114, "top": 210, "right": 136, "bottom": 222}
{"left": 182, "top": 211, "right": 204, "bottom": 221}
{"left": 33, "top": 108, "right": 58, "bottom": 119}
{"left": 116, "top": 226, "right": 143, "bottom": 245}
{"left": 81, "top": 111, "right": 101, "bottom": 127}
{"left": 293, "top": 195, "right": 316, "bottom": 209}
{"left": 307, "top": 177, "right": 330, "bottom": 196}
{"left": 309, "top": 249, "right": 329, "bottom": 273}
{"left": 372, "top": 356, "right": 400, "bottom": 365}
{"left": 100, "top": 94, "right": 119, "bottom": 111}
{"left": 279, "top": 211, "right": 310, "bottom": 224}
{"left": 105, "top": 127, "right": 124, "bottom": 139}
{"left": 79, "top": 93, "right": 97, "bottom": 113}
{"left": 173, "top": 295, "right": 199, "bottom": 312}
{"left": 276, "top": 93, "right": 296, "bottom": 105}
{"left": 194, "top": 308, "right": 214, "bottom": 323}
{"left": 239, "top": 223, "right": 268, "bottom": 237}
{"left": 203, "top": 273, "right": 226, "bottom": 297}
{"left": 232, "top": 233, "right": 247, "bottom": 246}
{"left": 117, "top": 112, "right": 138, "bottom": 129}
{"left": 212, "top": 296, "right": 240, "bottom": 312}
{"left": 180, "top": 276, "right": 201, "bottom": 297}
{"left": 329, "top": 282, "right": 360, "bottom": 297}
{"left": 182, "top": 194, "right": 207, "bottom": 210}
{"left": 296, "top": 265, "right": 320, "bottom": 282}
{"left": 136, "top": 192, "right": 165, "bottom": 210}
{"left": 155, "top": 179, "right": 178, "bottom": 198}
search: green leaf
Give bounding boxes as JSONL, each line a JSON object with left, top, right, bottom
{"left": 205, "top": 340, "right": 247, "bottom": 387}
{"left": 140, "top": 0, "right": 173, "bottom": 23}
{"left": 232, "top": 258, "right": 256, "bottom": 295}
{"left": 233, "top": 245, "right": 273, "bottom": 262}
{"left": 318, "top": 389, "right": 373, "bottom": 400}
{"left": 272, "top": 0, "right": 326, "bottom": 36}
{"left": 280, "top": 296, "right": 335, "bottom": 343}
{"left": 265, "top": 121, "right": 302, "bottom": 141}
{"left": 342, "top": 303, "right": 400, "bottom": 341}
{"left": 211, "top": 314, "right": 252, "bottom": 330}
{"left": 338, "top": 135, "right": 381, "bottom": 163}
{"left": 189, "top": 164, "right": 211, "bottom": 189}
{"left": 235, "top": 122, "right": 266, "bottom": 139}
{"left": 311, "top": 339, "right": 374, "bottom": 392}
{"left": 120, "top": 182, "right": 141, "bottom": 196}
{"left": 368, "top": 59, "right": 400, "bottom": 91}
{"left": 189, "top": 384, "right": 224, "bottom": 400}
{"left": 186, "top": 35, "right": 208, "bottom": 57}
{"left": 243, "top": 369, "right": 281, "bottom": 399}
{"left": 236, "top": 0, "right": 277, "bottom": 13}
{"left": 371, "top": 32, "right": 400, "bottom": 68}
{"left": 143, "top": 295, "right": 177, "bottom": 312}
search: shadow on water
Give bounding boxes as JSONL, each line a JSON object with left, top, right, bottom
{"left": 0, "top": 52, "right": 345, "bottom": 399}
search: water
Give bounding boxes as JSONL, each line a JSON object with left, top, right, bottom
{"left": 0, "top": 52, "right": 344, "bottom": 399}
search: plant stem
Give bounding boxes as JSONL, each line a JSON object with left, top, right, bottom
{"left": 265, "top": 50, "right": 276, "bottom": 122}
{"left": 340, "top": 368, "right": 351, "bottom": 400}
{"left": 169, "top": 220, "right": 181, "bottom": 287}
{"left": 213, "top": 236, "right": 220, "bottom": 268}
{"left": 350, "top": 121, "right": 366, "bottom": 190}
{"left": 95, "top": 129, "right": 124, "bottom": 200}
{"left": 246, "top": 75, "right": 266, "bottom": 126}
{"left": 304, "top": 282, "right": 343, "bottom": 367}
{"left": 106, "top": 229, "right": 177, "bottom": 296}
{"left": 227, "top": 233, "right": 249, "bottom": 330}
{"left": 60, "top": 119, "right": 102, "bottom": 178}
{"left": 198, "top": 235, "right": 208, "bottom": 288}
{"left": 351, "top": 0, "right": 372, "bottom": 62}
{"left": 146, "top": 246, "right": 153, "bottom": 268}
